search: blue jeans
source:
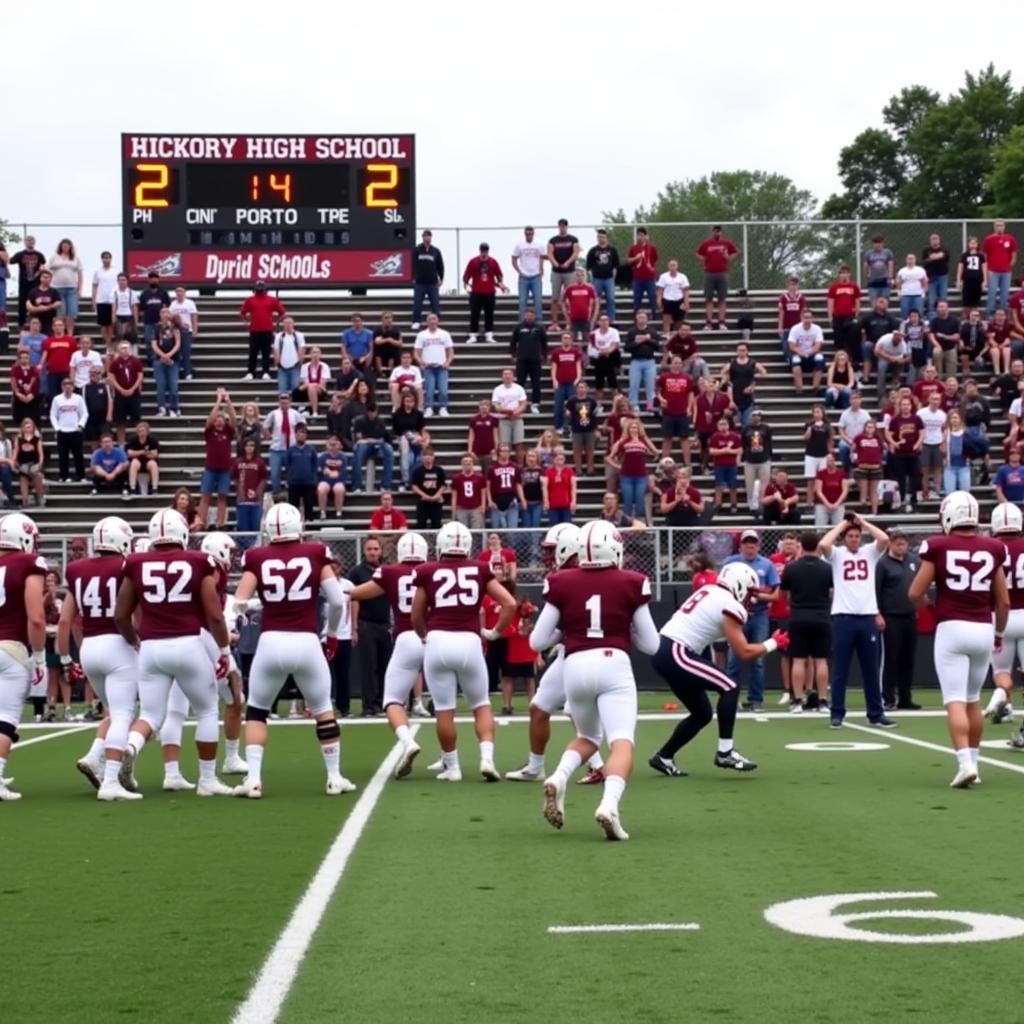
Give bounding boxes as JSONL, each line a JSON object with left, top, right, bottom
{"left": 0, "top": 276, "right": 6, "bottom": 312}
{"left": 861, "top": 339, "right": 875, "bottom": 370}
{"left": 628, "top": 358, "right": 656, "bottom": 409}
{"left": 867, "top": 284, "right": 890, "bottom": 304}
{"left": 277, "top": 365, "right": 300, "bottom": 395}
{"left": 943, "top": 465, "right": 971, "bottom": 493}
{"left": 153, "top": 359, "right": 180, "bottom": 412}
{"left": 838, "top": 440, "right": 852, "bottom": 471}
{"left": 269, "top": 449, "right": 286, "bottom": 492}
{"left": 548, "top": 507, "right": 572, "bottom": 526}
{"left": 517, "top": 276, "right": 542, "bottom": 320}
{"left": 553, "top": 382, "right": 575, "bottom": 430}
{"left": 143, "top": 323, "right": 159, "bottom": 363}
{"left": 899, "top": 294, "right": 924, "bottom": 320}
{"left": 825, "top": 386, "right": 851, "bottom": 409}
{"left": 987, "top": 271, "right": 1012, "bottom": 318}
{"left": 830, "top": 614, "right": 884, "bottom": 722}
{"left": 178, "top": 329, "right": 193, "bottom": 376}
{"left": 0, "top": 463, "right": 13, "bottom": 502}
{"left": 737, "top": 405, "right": 756, "bottom": 428}
{"left": 423, "top": 366, "right": 448, "bottom": 412}
{"left": 523, "top": 501, "right": 543, "bottom": 529}
{"left": 593, "top": 278, "right": 616, "bottom": 322}
{"left": 56, "top": 287, "right": 79, "bottom": 318}
{"left": 726, "top": 610, "right": 770, "bottom": 706}
{"left": 352, "top": 442, "right": 394, "bottom": 491}
{"left": 490, "top": 503, "right": 520, "bottom": 530}
{"left": 619, "top": 474, "right": 647, "bottom": 520}
{"left": 401, "top": 440, "right": 422, "bottom": 484}
{"left": 236, "top": 502, "right": 262, "bottom": 547}
{"left": 632, "top": 279, "right": 657, "bottom": 316}
{"left": 412, "top": 283, "right": 440, "bottom": 323}
{"left": 926, "top": 274, "right": 948, "bottom": 316}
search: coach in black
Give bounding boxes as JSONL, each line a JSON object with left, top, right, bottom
{"left": 411, "top": 229, "right": 444, "bottom": 329}
{"left": 875, "top": 528, "right": 921, "bottom": 710}
{"left": 510, "top": 307, "right": 548, "bottom": 413}
{"left": 779, "top": 531, "right": 833, "bottom": 713}
{"left": 348, "top": 537, "right": 393, "bottom": 716}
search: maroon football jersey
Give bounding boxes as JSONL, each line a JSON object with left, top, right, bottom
{"left": 0, "top": 551, "right": 48, "bottom": 645}
{"left": 124, "top": 548, "right": 216, "bottom": 641}
{"left": 66, "top": 555, "right": 125, "bottom": 638}
{"left": 242, "top": 540, "right": 334, "bottom": 634}
{"left": 1001, "top": 534, "right": 1024, "bottom": 611}
{"left": 543, "top": 566, "right": 651, "bottom": 656}
{"left": 214, "top": 563, "right": 228, "bottom": 609}
{"left": 919, "top": 533, "right": 1006, "bottom": 623}
{"left": 372, "top": 562, "right": 419, "bottom": 635}
{"left": 414, "top": 558, "right": 494, "bottom": 632}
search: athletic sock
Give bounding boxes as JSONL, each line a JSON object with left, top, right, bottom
{"left": 0, "top": 756, "right": 7, "bottom": 780}
{"left": 164, "top": 759, "right": 181, "bottom": 779}
{"left": 480, "top": 740, "right": 494, "bottom": 763}
{"left": 527, "top": 751, "right": 546, "bottom": 773}
{"left": 86, "top": 738, "right": 105, "bottom": 762}
{"left": 225, "top": 739, "right": 240, "bottom": 760}
{"left": 127, "top": 730, "right": 147, "bottom": 755}
{"left": 394, "top": 724, "right": 412, "bottom": 745}
{"left": 321, "top": 742, "right": 341, "bottom": 777}
{"left": 442, "top": 750, "right": 460, "bottom": 770}
{"left": 717, "top": 738, "right": 734, "bottom": 754}
{"left": 601, "top": 774, "right": 626, "bottom": 812}
{"left": 956, "top": 748, "right": 973, "bottom": 771}
{"left": 198, "top": 759, "right": 216, "bottom": 782}
{"left": 552, "top": 749, "right": 582, "bottom": 783}
{"left": 102, "top": 760, "right": 120, "bottom": 784}
{"left": 986, "top": 688, "right": 1008, "bottom": 713}
{"left": 969, "top": 747, "right": 980, "bottom": 768}
{"left": 245, "top": 744, "right": 264, "bottom": 784}
{"left": 588, "top": 752, "right": 604, "bottom": 771}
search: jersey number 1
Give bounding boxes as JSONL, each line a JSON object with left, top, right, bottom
{"left": 585, "top": 594, "right": 604, "bottom": 638}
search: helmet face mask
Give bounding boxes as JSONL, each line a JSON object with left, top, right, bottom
{"left": 201, "top": 531, "right": 237, "bottom": 569}
{"left": 93, "top": 516, "right": 134, "bottom": 557}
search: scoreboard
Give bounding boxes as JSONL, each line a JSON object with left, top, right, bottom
{"left": 120, "top": 133, "right": 415, "bottom": 288}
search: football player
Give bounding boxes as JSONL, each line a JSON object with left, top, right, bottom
{"left": 231, "top": 503, "right": 355, "bottom": 798}
{"left": 349, "top": 531, "right": 429, "bottom": 779}
{"left": 909, "top": 491, "right": 1009, "bottom": 787}
{"left": 506, "top": 523, "right": 605, "bottom": 784}
{"left": 0, "top": 513, "right": 47, "bottom": 801}
{"left": 59, "top": 516, "right": 141, "bottom": 801}
{"left": 985, "top": 504, "right": 1024, "bottom": 730}
{"left": 410, "top": 521, "right": 516, "bottom": 782}
{"left": 649, "top": 562, "right": 788, "bottom": 777}
{"left": 115, "top": 509, "right": 236, "bottom": 797}
{"left": 529, "top": 519, "right": 660, "bottom": 840}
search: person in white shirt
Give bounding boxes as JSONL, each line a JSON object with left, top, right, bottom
{"left": 388, "top": 350, "right": 424, "bottom": 409}
{"left": 262, "top": 393, "right": 306, "bottom": 495}
{"left": 412, "top": 313, "right": 454, "bottom": 417}
{"left": 511, "top": 226, "right": 546, "bottom": 321}
{"left": 917, "top": 391, "right": 947, "bottom": 500}
{"left": 296, "top": 347, "right": 333, "bottom": 418}
{"left": 786, "top": 309, "right": 825, "bottom": 393}
{"left": 168, "top": 286, "right": 199, "bottom": 380}
{"left": 656, "top": 259, "right": 690, "bottom": 337}
{"left": 70, "top": 335, "right": 104, "bottom": 390}
{"left": 589, "top": 314, "right": 621, "bottom": 414}
{"left": 837, "top": 392, "right": 870, "bottom": 470}
{"left": 896, "top": 253, "right": 928, "bottom": 321}
{"left": 873, "top": 330, "right": 910, "bottom": 398}
{"left": 49, "top": 377, "right": 89, "bottom": 481}
{"left": 91, "top": 251, "right": 119, "bottom": 351}
{"left": 111, "top": 273, "right": 139, "bottom": 350}
{"left": 491, "top": 367, "right": 529, "bottom": 458}
{"left": 272, "top": 316, "right": 306, "bottom": 396}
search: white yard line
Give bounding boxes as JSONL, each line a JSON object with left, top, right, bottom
{"left": 16, "top": 726, "right": 91, "bottom": 749}
{"left": 230, "top": 726, "right": 420, "bottom": 1024}
{"left": 548, "top": 923, "right": 700, "bottom": 935}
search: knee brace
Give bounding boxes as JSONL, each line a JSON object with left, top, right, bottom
{"left": 0, "top": 720, "right": 20, "bottom": 742}
{"left": 315, "top": 719, "right": 341, "bottom": 743}
{"left": 245, "top": 705, "right": 270, "bottom": 723}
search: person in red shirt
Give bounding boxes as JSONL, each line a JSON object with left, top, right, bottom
{"left": 499, "top": 592, "right": 538, "bottom": 715}
{"left": 462, "top": 242, "right": 508, "bottom": 344}
{"left": 39, "top": 317, "right": 74, "bottom": 402}
{"left": 478, "top": 531, "right": 518, "bottom": 583}
{"left": 826, "top": 265, "right": 863, "bottom": 365}
{"left": 694, "top": 377, "right": 734, "bottom": 474}
{"left": 768, "top": 531, "right": 798, "bottom": 702}
{"left": 466, "top": 398, "right": 499, "bottom": 471}
{"left": 450, "top": 454, "right": 487, "bottom": 531}
{"left": 708, "top": 414, "right": 742, "bottom": 512}
{"left": 240, "top": 281, "right": 286, "bottom": 381}
{"left": 884, "top": 397, "right": 924, "bottom": 511}
{"left": 551, "top": 333, "right": 583, "bottom": 435}
{"left": 760, "top": 468, "right": 800, "bottom": 525}
{"left": 198, "top": 389, "right": 236, "bottom": 529}
{"left": 982, "top": 219, "right": 1019, "bottom": 318}
{"left": 695, "top": 226, "right": 740, "bottom": 331}
{"left": 1009, "top": 277, "right": 1024, "bottom": 343}
{"left": 369, "top": 490, "right": 409, "bottom": 532}
{"left": 656, "top": 355, "right": 696, "bottom": 464}
{"left": 542, "top": 448, "right": 576, "bottom": 526}
{"left": 853, "top": 419, "right": 884, "bottom": 514}
{"left": 776, "top": 276, "right": 807, "bottom": 358}
{"left": 814, "top": 453, "right": 850, "bottom": 526}
{"left": 562, "top": 268, "right": 598, "bottom": 348}
{"left": 230, "top": 437, "right": 268, "bottom": 548}
{"left": 910, "top": 363, "right": 942, "bottom": 408}
{"left": 628, "top": 226, "right": 660, "bottom": 317}
{"left": 10, "top": 348, "right": 41, "bottom": 426}
{"left": 108, "top": 340, "right": 144, "bottom": 445}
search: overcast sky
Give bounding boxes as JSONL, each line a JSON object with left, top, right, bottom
{"left": 4, "top": 0, "right": 1019, "bottom": 260}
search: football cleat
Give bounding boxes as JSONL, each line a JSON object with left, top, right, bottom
{"left": 221, "top": 755, "right": 250, "bottom": 775}
{"left": 1, "top": 776, "right": 13, "bottom": 786}
{"left": 714, "top": 749, "right": 758, "bottom": 772}
{"left": 595, "top": 805, "right": 629, "bottom": 841}
{"left": 777, "top": 691, "right": 791, "bottom": 706}
{"left": 97, "top": 781, "right": 143, "bottom": 802}
{"left": 0, "top": 780, "right": 23, "bottom": 801}
{"left": 505, "top": 763, "right": 544, "bottom": 782}
{"left": 480, "top": 760, "right": 500, "bottom": 782}
{"left": 577, "top": 767, "right": 606, "bottom": 785}
{"left": 411, "top": 701, "right": 431, "bottom": 718}
{"left": 118, "top": 744, "right": 139, "bottom": 792}
{"left": 426, "top": 758, "right": 444, "bottom": 771}
{"left": 234, "top": 777, "right": 263, "bottom": 799}
{"left": 76, "top": 757, "right": 103, "bottom": 791}
{"left": 542, "top": 775, "right": 566, "bottom": 829}
{"left": 326, "top": 775, "right": 357, "bottom": 796}
{"left": 394, "top": 740, "right": 421, "bottom": 779}
{"left": 949, "top": 767, "right": 978, "bottom": 789}
{"left": 162, "top": 775, "right": 196, "bottom": 792}
{"left": 648, "top": 754, "right": 687, "bottom": 778}
{"left": 196, "top": 777, "right": 237, "bottom": 797}
{"left": 989, "top": 703, "right": 1014, "bottom": 724}
{"left": 1009, "top": 729, "right": 1024, "bottom": 750}
{"left": 436, "top": 766, "right": 462, "bottom": 782}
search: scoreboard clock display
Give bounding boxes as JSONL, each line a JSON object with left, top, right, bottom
{"left": 121, "top": 133, "right": 415, "bottom": 287}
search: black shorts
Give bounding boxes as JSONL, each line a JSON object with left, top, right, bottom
{"left": 661, "top": 413, "right": 691, "bottom": 438}
{"left": 662, "top": 299, "right": 684, "bottom": 321}
{"left": 788, "top": 621, "right": 832, "bottom": 660}
{"left": 96, "top": 303, "right": 113, "bottom": 327}
{"left": 113, "top": 394, "right": 141, "bottom": 425}
{"left": 592, "top": 353, "right": 619, "bottom": 390}
{"left": 962, "top": 279, "right": 983, "bottom": 307}
{"left": 503, "top": 661, "right": 536, "bottom": 680}
{"left": 375, "top": 341, "right": 403, "bottom": 369}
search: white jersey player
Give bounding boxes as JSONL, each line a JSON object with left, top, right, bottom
{"left": 985, "top": 504, "right": 1024, "bottom": 729}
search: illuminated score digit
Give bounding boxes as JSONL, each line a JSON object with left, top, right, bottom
{"left": 134, "top": 163, "right": 170, "bottom": 208}
{"left": 364, "top": 162, "right": 399, "bottom": 208}
{"left": 250, "top": 173, "right": 294, "bottom": 203}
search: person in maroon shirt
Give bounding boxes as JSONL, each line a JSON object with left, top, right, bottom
{"left": 695, "top": 226, "right": 740, "bottom": 330}
{"left": 240, "top": 281, "right": 286, "bottom": 380}
{"left": 450, "top": 453, "right": 487, "bottom": 531}
{"left": 982, "top": 219, "right": 1019, "bottom": 318}
{"left": 610, "top": 419, "right": 658, "bottom": 523}
{"left": 462, "top": 242, "right": 508, "bottom": 343}
{"left": 108, "top": 340, "right": 144, "bottom": 445}
{"left": 486, "top": 444, "right": 525, "bottom": 530}
{"left": 910, "top": 364, "right": 942, "bottom": 408}
{"left": 814, "top": 453, "right": 849, "bottom": 526}
{"left": 694, "top": 377, "right": 734, "bottom": 474}
{"left": 627, "top": 227, "right": 660, "bottom": 317}
{"left": 551, "top": 333, "right": 583, "bottom": 434}
{"left": 852, "top": 419, "right": 884, "bottom": 514}
{"left": 231, "top": 437, "right": 268, "bottom": 547}
{"left": 466, "top": 398, "right": 498, "bottom": 471}
{"left": 39, "top": 318, "right": 74, "bottom": 402}
{"left": 478, "top": 531, "right": 518, "bottom": 583}
{"left": 10, "top": 348, "right": 41, "bottom": 426}
{"left": 986, "top": 308, "right": 1023, "bottom": 376}
{"left": 776, "top": 276, "right": 807, "bottom": 358}
{"left": 196, "top": 389, "right": 236, "bottom": 529}
{"left": 761, "top": 468, "right": 800, "bottom": 525}
{"left": 656, "top": 356, "right": 696, "bottom": 464}
{"left": 826, "top": 265, "right": 863, "bottom": 364}
{"left": 939, "top": 376, "right": 961, "bottom": 414}
{"left": 563, "top": 268, "right": 598, "bottom": 348}
{"left": 707, "top": 415, "right": 742, "bottom": 513}
{"left": 884, "top": 396, "right": 924, "bottom": 511}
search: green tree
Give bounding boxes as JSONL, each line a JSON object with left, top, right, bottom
{"left": 988, "top": 125, "right": 1024, "bottom": 216}
{"left": 0, "top": 219, "right": 21, "bottom": 246}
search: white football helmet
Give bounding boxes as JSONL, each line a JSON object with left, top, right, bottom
{"left": 541, "top": 522, "right": 581, "bottom": 569}
{"left": 263, "top": 502, "right": 304, "bottom": 543}
{"left": 940, "top": 490, "right": 979, "bottom": 534}
{"left": 92, "top": 516, "right": 134, "bottom": 557}
{"left": 718, "top": 562, "right": 760, "bottom": 608}
{"left": 133, "top": 537, "right": 151, "bottom": 553}
{"left": 436, "top": 521, "right": 472, "bottom": 558}
{"left": 148, "top": 508, "right": 189, "bottom": 549}
{"left": 991, "top": 503, "right": 1023, "bottom": 536}
{"left": 577, "top": 520, "right": 623, "bottom": 569}
{"left": 396, "top": 531, "right": 429, "bottom": 564}
{"left": 201, "top": 531, "right": 237, "bottom": 569}
{"left": 0, "top": 512, "right": 38, "bottom": 553}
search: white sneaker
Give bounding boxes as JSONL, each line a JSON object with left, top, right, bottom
{"left": 789, "top": 702, "right": 803, "bottom": 714}
{"left": 118, "top": 744, "right": 139, "bottom": 792}
{"left": 261, "top": 373, "right": 272, "bottom": 381}
{"left": 426, "top": 758, "right": 444, "bottom": 771}
{"left": 595, "top": 804, "right": 630, "bottom": 840}
{"left": 163, "top": 774, "right": 196, "bottom": 792}
{"left": 438, "top": 407, "right": 449, "bottom": 417}
{"left": 326, "top": 774, "right": 357, "bottom": 795}
{"left": 394, "top": 740, "right": 421, "bottom": 779}
{"left": 436, "top": 766, "right": 463, "bottom": 782}
{"left": 466, "top": 334, "right": 478, "bottom": 344}
{"left": 485, "top": 332, "right": 495, "bottom": 343}
{"left": 76, "top": 757, "right": 103, "bottom": 791}
{"left": 530, "top": 404, "right": 540, "bottom": 415}
{"left": 97, "top": 781, "right": 143, "bottom": 802}
{"left": 221, "top": 754, "right": 249, "bottom": 775}
{"left": 949, "top": 767, "right": 978, "bottom": 789}
{"left": 778, "top": 692, "right": 791, "bottom": 706}
{"left": 0, "top": 781, "right": 22, "bottom": 801}
{"left": 196, "top": 777, "right": 237, "bottom": 797}
{"left": 411, "top": 701, "right": 431, "bottom": 718}
{"left": 423, "top": 407, "right": 434, "bottom": 418}
{"left": 234, "top": 776, "right": 263, "bottom": 799}
{"left": 542, "top": 775, "right": 566, "bottom": 829}
{"left": 505, "top": 763, "right": 544, "bottom": 782}
{"left": 242, "top": 373, "right": 254, "bottom": 381}
{"left": 411, "top": 322, "right": 421, "bottom": 331}
{"left": 480, "top": 759, "right": 500, "bottom": 782}
{"left": 0, "top": 776, "right": 13, "bottom": 786}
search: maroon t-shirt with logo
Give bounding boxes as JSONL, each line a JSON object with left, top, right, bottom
{"left": 205, "top": 422, "right": 235, "bottom": 471}
{"left": 816, "top": 468, "right": 848, "bottom": 504}
{"left": 487, "top": 461, "right": 521, "bottom": 507}
{"left": 452, "top": 471, "right": 486, "bottom": 510}
{"left": 242, "top": 540, "right": 333, "bottom": 634}
{"left": 888, "top": 415, "right": 923, "bottom": 455}
{"left": 124, "top": 548, "right": 216, "bottom": 640}
{"left": 414, "top": 558, "right": 493, "bottom": 632}
{"left": 551, "top": 346, "right": 583, "bottom": 384}
{"left": 67, "top": 554, "right": 125, "bottom": 638}
{"left": 467, "top": 413, "right": 498, "bottom": 456}
{"left": 919, "top": 533, "right": 1005, "bottom": 623}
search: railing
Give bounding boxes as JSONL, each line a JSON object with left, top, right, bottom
{"left": 6, "top": 219, "right": 1021, "bottom": 296}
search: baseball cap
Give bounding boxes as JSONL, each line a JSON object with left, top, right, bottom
{"left": 479, "top": 242, "right": 490, "bottom": 251}
{"left": 740, "top": 529, "right": 760, "bottom": 543}
{"left": 254, "top": 280, "right": 267, "bottom": 291}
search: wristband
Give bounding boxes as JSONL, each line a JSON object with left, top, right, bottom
{"left": 31, "top": 649, "right": 46, "bottom": 666}
{"left": 60, "top": 654, "right": 72, "bottom": 666}
{"left": 219, "top": 645, "right": 231, "bottom": 657}
{"left": 762, "top": 638, "right": 778, "bottom": 655}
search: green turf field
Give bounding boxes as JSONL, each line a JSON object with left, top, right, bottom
{"left": 5, "top": 708, "right": 1024, "bottom": 1024}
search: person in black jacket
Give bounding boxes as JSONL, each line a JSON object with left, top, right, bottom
{"left": 857, "top": 297, "right": 900, "bottom": 383}
{"left": 585, "top": 228, "right": 620, "bottom": 323}
{"left": 875, "top": 529, "right": 921, "bottom": 710}
{"left": 348, "top": 537, "right": 391, "bottom": 717}
{"left": 351, "top": 404, "right": 394, "bottom": 492}
{"left": 625, "top": 311, "right": 660, "bottom": 413}
{"left": 510, "top": 308, "right": 548, "bottom": 413}
{"left": 410, "top": 229, "right": 444, "bottom": 329}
